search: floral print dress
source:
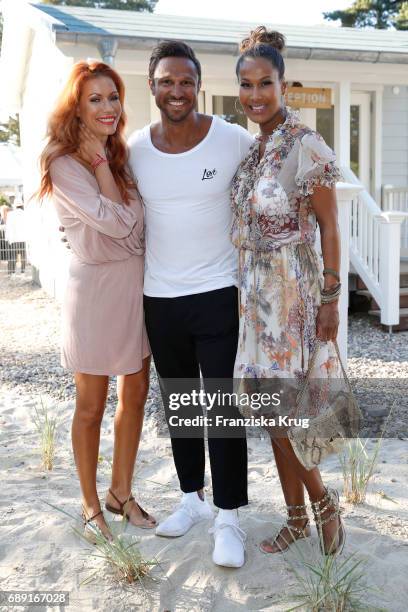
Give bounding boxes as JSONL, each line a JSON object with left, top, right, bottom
{"left": 231, "top": 108, "right": 342, "bottom": 465}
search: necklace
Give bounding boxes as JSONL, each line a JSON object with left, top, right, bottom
{"left": 257, "top": 107, "right": 287, "bottom": 142}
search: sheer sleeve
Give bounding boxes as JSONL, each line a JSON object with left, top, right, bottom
{"left": 295, "top": 132, "right": 341, "bottom": 197}
{"left": 49, "top": 157, "right": 138, "bottom": 239}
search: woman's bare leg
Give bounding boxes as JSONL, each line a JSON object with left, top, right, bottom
{"left": 264, "top": 435, "right": 341, "bottom": 553}
{"left": 106, "top": 357, "right": 156, "bottom": 527}
{"left": 72, "top": 373, "right": 112, "bottom": 538}
{"left": 261, "top": 437, "right": 310, "bottom": 552}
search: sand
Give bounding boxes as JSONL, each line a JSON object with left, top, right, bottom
{"left": 1, "top": 270, "right": 408, "bottom": 611}
{"left": 1, "top": 383, "right": 408, "bottom": 611}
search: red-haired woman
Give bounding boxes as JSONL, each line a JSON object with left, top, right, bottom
{"left": 39, "top": 61, "right": 156, "bottom": 540}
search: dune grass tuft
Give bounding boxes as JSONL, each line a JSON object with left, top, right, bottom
{"left": 45, "top": 502, "right": 159, "bottom": 586}
{"left": 75, "top": 522, "right": 158, "bottom": 585}
{"left": 33, "top": 397, "right": 58, "bottom": 470}
{"left": 339, "top": 437, "right": 382, "bottom": 504}
{"left": 280, "top": 529, "right": 384, "bottom": 611}
{"left": 286, "top": 549, "right": 384, "bottom": 611}
{"left": 339, "top": 401, "right": 395, "bottom": 504}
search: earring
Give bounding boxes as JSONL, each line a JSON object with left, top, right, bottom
{"left": 234, "top": 98, "right": 245, "bottom": 115}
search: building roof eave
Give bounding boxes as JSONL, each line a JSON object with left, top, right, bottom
{"left": 26, "top": 1, "right": 69, "bottom": 36}
{"left": 55, "top": 31, "right": 408, "bottom": 65}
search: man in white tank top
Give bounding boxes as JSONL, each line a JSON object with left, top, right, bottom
{"left": 128, "top": 41, "right": 253, "bottom": 568}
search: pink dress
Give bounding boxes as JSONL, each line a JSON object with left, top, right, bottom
{"left": 49, "top": 155, "right": 150, "bottom": 375}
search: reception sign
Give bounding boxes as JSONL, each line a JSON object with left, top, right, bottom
{"left": 285, "top": 87, "right": 332, "bottom": 109}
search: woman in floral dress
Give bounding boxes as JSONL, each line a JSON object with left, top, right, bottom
{"left": 232, "top": 27, "right": 345, "bottom": 555}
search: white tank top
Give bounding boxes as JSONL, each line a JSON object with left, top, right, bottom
{"left": 128, "top": 116, "right": 254, "bottom": 297}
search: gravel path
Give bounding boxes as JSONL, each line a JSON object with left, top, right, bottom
{"left": 1, "top": 263, "right": 407, "bottom": 435}
{"left": 0, "top": 263, "right": 162, "bottom": 419}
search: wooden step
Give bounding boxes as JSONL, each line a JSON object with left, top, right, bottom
{"left": 401, "top": 259, "right": 408, "bottom": 287}
{"left": 357, "top": 288, "right": 408, "bottom": 297}
{"left": 368, "top": 308, "right": 408, "bottom": 317}
{"left": 368, "top": 307, "right": 408, "bottom": 331}
{"left": 351, "top": 262, "right": 408, "bottom": 325}
{"left": 357, "top": 287, "right": 408, "bottom": 308}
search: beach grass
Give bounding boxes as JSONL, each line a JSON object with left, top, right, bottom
{"left": 77, "top": 523, "right": 158, "bottom": 586}
{"left": 33, "top": 397, "right": 58, "bottom": 470}
{"left": 339, "top": 401, "right": 396, "bottom": 504}
{"left": 286, "top": 551, "right": 384, "bottom": 611}
{"left": 45, "top": 502, "right": 159, "bottom": 586}
{"left": 282, "top": 532, "right": 385, "bottom": 612}
{"left": 339, "top": 437, "right": 382, "bottom": 504}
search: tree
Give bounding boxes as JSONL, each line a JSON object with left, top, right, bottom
{"left": 324, "top": 0, "right": 408, "bottom": 30}
{"left": 0, "top": 116, "right": 21, "bottom": 146}
{"left": 394, "top": 1, "right": 408, "bottom": 28}
{"left": 41, "top": 0, "right": 158, "bottom": 11}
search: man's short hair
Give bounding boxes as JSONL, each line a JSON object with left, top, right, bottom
{"left": 149, "top": 40, "right": 201, "bottom": 83}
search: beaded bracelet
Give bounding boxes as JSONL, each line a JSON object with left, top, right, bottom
{"left": 321, "top": 282, "right": 341, "bottom": 295}
{"left": 322, "top": 281, "right": 341, "bottom": 293}
{"left": 321, "top": 282, "right": 341, "bottom": 303}
{"left": 321, "top": 294, "right": 341, "bottom": 304}
{"left": 323, "top": 268, "right": 340, "bottom": 282}
{"left": 91, "top": 154, "right": 108, "bottom": 171}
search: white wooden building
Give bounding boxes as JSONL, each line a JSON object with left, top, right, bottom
{"left": 1, "top": 1, "right": 408, "bottom": 354}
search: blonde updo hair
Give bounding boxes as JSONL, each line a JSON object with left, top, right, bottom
{"left": 236, "top": 26, "right": 286, "bottom": 79}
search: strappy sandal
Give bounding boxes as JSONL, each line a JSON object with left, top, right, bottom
{"left": 105, "top": 488, "right": 156, "bottom": 529}
{"left": 310, "top": 487, "right": 346, "bottom": 556}
{"left": 81, "top": 507, "right": 113, "bottom": 544}
{"left": 260, "top": 502, "right": 311, "bottom": 554}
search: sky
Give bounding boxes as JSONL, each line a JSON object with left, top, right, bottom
{"left": 155, "top": 0, "right": 352, "bottom": 27}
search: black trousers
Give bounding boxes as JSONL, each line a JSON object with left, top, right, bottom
{"left": 144, "top": 286, "right": 248, "bottom": 509}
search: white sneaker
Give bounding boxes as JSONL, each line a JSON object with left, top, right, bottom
{"left": 210, "top": 513, "right": 246, "bottom": 568}
{"left": 156, "top": 492, "right": 214, "bottom": 537}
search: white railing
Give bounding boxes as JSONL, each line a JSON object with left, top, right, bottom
{"left": 335, "top": 182, "right": 363, "bottom": 363}
{"left": 382, "top": 185, "right": 408, "bottom": 253}
{"left": 342, "top": 167, "right": 408, "bottom": 326}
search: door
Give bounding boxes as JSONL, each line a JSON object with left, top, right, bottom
{"left": 204, "top": 84, "right": 255, "bottom": 133}
{"left": 350, "top": 92, "right": 371, "bottom": 191}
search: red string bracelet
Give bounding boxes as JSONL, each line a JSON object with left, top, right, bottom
{"left": 91, "top": 153, "right": 108, "bottom": 171}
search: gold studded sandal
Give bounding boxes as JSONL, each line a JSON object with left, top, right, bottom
{"left": 260, "top": 502, "right": 311, "bottom": 554}
{"left": 310, "top": 487, "right": 345, "bottom": 556}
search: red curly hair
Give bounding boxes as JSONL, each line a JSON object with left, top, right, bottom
{"left": 38, "top": 61, "right": 135, "bottom": 204}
